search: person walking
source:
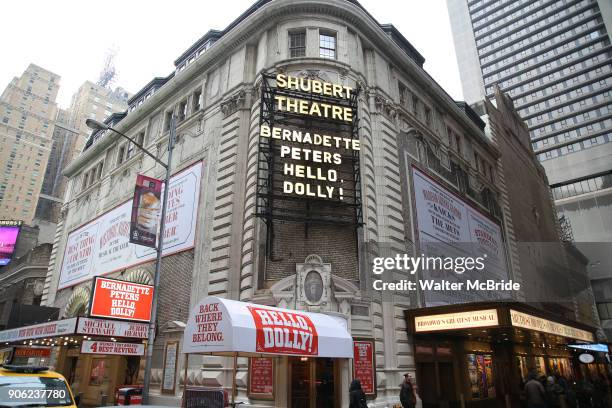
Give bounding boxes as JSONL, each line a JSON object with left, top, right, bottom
{"left": 545, "top": 376, "right": 563, "bottom": 408}
{"left": 349, "top": 379, "right": 367, "bottom": 408}
{"left": 400, "top": 373, "right": 417, "bottom": 408}
{"left": 524, "top": 372, "right": 547, "bottom": 408}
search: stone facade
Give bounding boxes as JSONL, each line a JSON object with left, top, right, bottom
{"left": 42, "top": 1, "right": 524, "bottom": 406}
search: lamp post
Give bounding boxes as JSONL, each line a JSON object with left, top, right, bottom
{"left": 85, "top": 116, "right": 176, "bottom": 404}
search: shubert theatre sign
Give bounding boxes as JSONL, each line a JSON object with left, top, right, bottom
{"left": 257, "top": 73, "right": 362, "bottom": 225}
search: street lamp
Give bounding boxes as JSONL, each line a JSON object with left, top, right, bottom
{"left": 86, "top": 116, "right": 176, "bottom": 404}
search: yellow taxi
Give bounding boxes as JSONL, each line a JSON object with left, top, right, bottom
{"left": 0, "top": 365, "right": 77, "bottom": 407}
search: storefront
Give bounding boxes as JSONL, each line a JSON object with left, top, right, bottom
{"left": 405, "top": 303, "right": 597, "bottom": 408}
{"left": 183, "top": 296, "right": 355, "bottom": 407}
{"left": 0, "top": 316, "right": 148, "bottom": 405}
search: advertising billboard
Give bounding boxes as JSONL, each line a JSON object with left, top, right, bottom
{"left": 0, "top": 221, "right": 22, "bottom": 266}
{"left": 412, "top": 166, "right": 508, "bottom": 305}
{"left": 57, "top": 161, "right": 202, "bottom": 289}
{"left": 89, "top": 277, "right": 154, "bottom": 322}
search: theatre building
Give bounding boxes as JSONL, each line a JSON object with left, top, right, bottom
{"left": 18, "top": 0, "right": 600, "bottom": 407}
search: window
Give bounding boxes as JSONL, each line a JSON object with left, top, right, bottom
{"left": 164, "top": 111, "right": 173, "bottom": 131}
{"left": 178, "top": 100, "right": 187, "bottom": 121}
{"left": 96, "top": 162, "right": 103, "bottom": 179}
{"left": 424, "top": 107, "right": 432, "bottom": 126}
{"left": 126, "top": 140, "right": 135, "bottom": 160}
{"left": 319, "top": 32, "right": 336, "bottom": 59}
{"left": 289, "top": 31, "right": 306, "bottom": 58}
{"left": 455, "top": 135, "right": 462, "bottom": 157}
{"left": 192, "top": 89, "right": 202, "bottom": 112}
{"left": 136, "top": 132, "right": 145, "bottom": 147}
{"left": 117, "top": 145, "right": 126, "bottom": 166}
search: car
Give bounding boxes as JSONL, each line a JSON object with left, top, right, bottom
{"left": 0, "top": 364, "right": 78, "bottom": 407}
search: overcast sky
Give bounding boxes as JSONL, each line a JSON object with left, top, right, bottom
{"left": 0, "top": 0, "right": 463, "bottom": 109}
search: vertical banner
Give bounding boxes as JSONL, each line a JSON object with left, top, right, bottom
{"left": 129, "top": 174, "right": 162, "bottom": 248}
{"left": 248, "top": 357, "right": 274, "bottom": 400}
{"left": 353, "top": 339, "right": 376, "bottom": 396}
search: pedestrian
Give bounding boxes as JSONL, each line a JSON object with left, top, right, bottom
{"left": 524, "top": 372, "right": 547, "bottom": 408}
{"left": 591, "top": 375, "right": 608, "bottom": 408}
{"left": 349, "top": 379, "right": 367, "bottom": 408}
{"left": 545, "top": 376, "right": 563, "bottom": 408}
{"left": 565, "top": 379, "right": 578, "bottom": 408}
{"left": 399, "top": 373, "right": 417, "bottom": 408}
{"left": 576, "top": 378, "right": 593, "bottom": 408}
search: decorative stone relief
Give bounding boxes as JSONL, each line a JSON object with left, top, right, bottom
{"left": 297, "top": 254, "right": 330, "bottom": 310}
{"left": 374, "top": 94, "right": 397, "bottom": 121}
{"left": 64, "top": 285, "right": 90, "bottom": 318}
{"left": 268, "top": 255, "right": 361, "bottom": 317}
{"left": 220, "top": 89, "right": 249, "bottom": 118}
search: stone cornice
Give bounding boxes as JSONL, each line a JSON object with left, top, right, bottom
{"left": 64, "top": 0, "right": 497, "bottom": 176}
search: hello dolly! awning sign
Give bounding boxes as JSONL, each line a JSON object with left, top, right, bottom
{"left": 183, "top": 297, "right": 352, "bottom": 358}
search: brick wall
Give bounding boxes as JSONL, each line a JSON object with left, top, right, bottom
{"left": 265, "top": 221, "right": 358, "bottom": 282}
{"left": 124, "top": 250, "right": 194, "bottom": 326}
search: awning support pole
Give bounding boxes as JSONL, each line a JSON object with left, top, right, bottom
{"left": 183, "top": 353, "right": 188, "bottom": 394}
{"left": 231, "top": 352, "right": 238, "bottom": 405}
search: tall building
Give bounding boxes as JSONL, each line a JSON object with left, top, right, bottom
{"left": 0, "top": 64, "right": 60, "bottom": 224}
{"left": 67, "top": 81, "right": 129, "bottom": 157}
{"left": 448, "top": 0, "right": 612, "bottom": 337}
{"left": 34, "top": 108, "right": 74, "bottom": 223}
{"left": 33, "top": 83, "right": 130, "bottom": 224}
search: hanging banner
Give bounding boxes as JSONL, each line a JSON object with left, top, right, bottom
{"left": 0, "top": 318, "right": 77, "bottom": 343}
{"left": 353, "top": 340, "right": 376, "bottom": 396}
{"left": 76, "top": 317, "right": 148, "bottom": 339}
{"left": 129, "top": 174, "right": 162, "bottom": 248}
{"left": 248, "top": 357, "right": 274, "bottom": 400}
{"left": 81, "top": 340, "right": 144, "bottom": 356}
{"left": 89, "top": 277, "right": 154, "bottom": 322}
{"left": 58, "top": 161, "right": 202, "bottom": 289}
{"left": 13, "top": 347, "right": 52, "bottom": 358}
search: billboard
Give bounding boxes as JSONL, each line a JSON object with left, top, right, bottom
{"left": 256, "top": 73, "right": 362, "bottom": 226}
{"left": 89, "top": 277, "right": 154, "bottom": 322}
{"left": 129, "top": 174, "right": 162, "bottom": 248}
{"left": 81, "top": 340, "right": 145, "bottom": 356}
{"left": 0, "top": 221, "right": 22, "bottom": 266}
{"left": 58, "top": 161, "right": 202, "bottom": 289}
{"left": 412, "top": 166, "right": 508, "bottom": 305}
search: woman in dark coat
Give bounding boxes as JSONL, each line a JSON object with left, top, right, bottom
{"left": 349, "top": 379, "right": 367, "bottom": 408}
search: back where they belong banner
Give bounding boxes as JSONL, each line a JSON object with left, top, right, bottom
{"left": 57, "top": 161, "right": 202, "bottom": 289}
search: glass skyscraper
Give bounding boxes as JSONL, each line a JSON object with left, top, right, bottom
{"left": 447, "top": 0, "right": 612, "bottom": 338}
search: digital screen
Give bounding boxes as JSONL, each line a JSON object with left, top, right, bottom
{"left": 0, "top": 226, "right": 20, "bottom": 266}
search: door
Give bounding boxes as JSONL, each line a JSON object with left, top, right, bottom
{"left": 290, "top": 358, "right": 311, "bottom": 408}
{"left": 417, "top": 362, "right": 438, "bottom": 408}
{"left": 438, "top": 362, "right": 458, "bottom": 408}
{"left": 290, "top": 357, "right": 337, "bottom": 408}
